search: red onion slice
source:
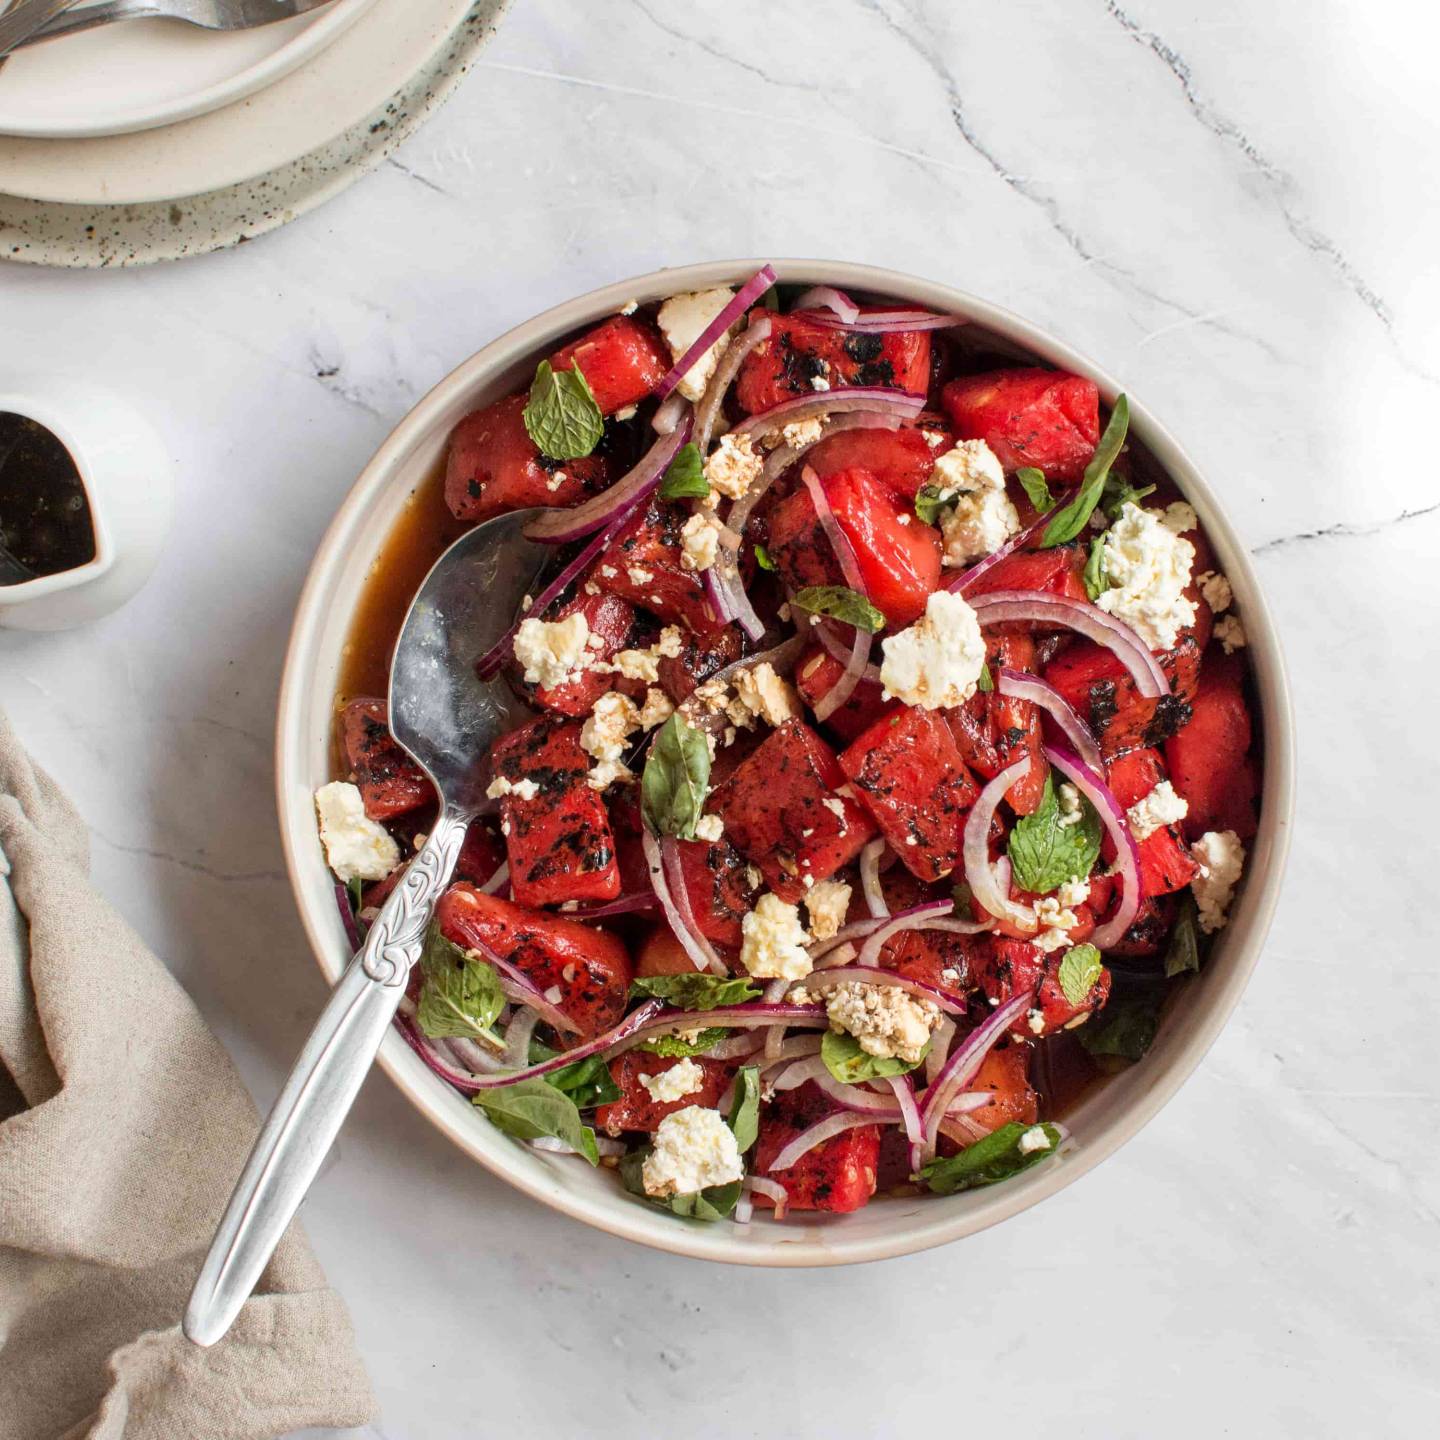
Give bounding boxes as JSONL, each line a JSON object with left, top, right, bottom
{"left": 854, "top": 900, "right": 954, "bottom": 968}
{"left": 525, "top": 416, "right": 693, "bottom": 544}
{"left": 859, "top": 839, "right": 889, "bottom": 919}
{"left": 812, "top": 618, "right": 883, "bottom": 679}
{"left": 642, "top": 828, "right": 727, "bottom": 976}
{"left": 1043, "top": 743, "right": 1141, "bottom": 948}
{"left": 653, "top": 264, "right": 778, "bottom": 404}
{"left": 474, "top": 942, "right": 584, "bottom": 1037}
{"left": 813, "top": 627, "right": 872, "bottom": 723}
{"left": 767, "top": 1110, "right": 880, "bottom": 1173}
{"left": 886, "top": 1073, "right": 927, "bottom": 1173}
{"left": 569, "top": 892, "right": 658, "bottom": 918}
{"left": 800, "top": 466, "right": 868, "bottom": 596}
{"left": 924, "top": 1015, "right": 956, "bottom": 1087}
{"left": 617, "top": 1004, "right": 830, "bottom": 1057}
{"left": 804, "top": 309, "right": 969, "bottom": 334}
{"left": 969, "top": 591, "right": 1169, "bottom": 698}
{"left": 695, "top": 314, "right": 774, "bottom": 454}
{"left": 479, "top": 861, "right": 510, "bottom": 896}
{"left": 502, "top": 1006, "right": 541, "bottom": 1069}
{"left": 792, "top": 285, "right": 860, "bottom": 323}
{"left": 744, "top": 1173, "right": 790, "bottom": 1216}
{"left": 795, "top": 961, "right": 968, "bottom": 1016}
{"left": 732, "top": 388, "right": 925, "bottom": 442}
{"left": 333, "top": 880, "right": 363, "bottom": 953}
{"left": 962, "top": 758, "right": 1041, "bottom": 932}
{"left": 995, "top": 666, "right": 1103, "bottom": 773}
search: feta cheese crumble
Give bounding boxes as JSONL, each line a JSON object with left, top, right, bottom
{"left": 730, "top": 661, "right": 800, "bottom": 728}
{"left": 1094, "top": 502, "right": 1197, "bottom": 651}
{"left": 1126, "top": 779, "right": 1189, "bottom": 841}
{"left": 1197, "top": 570, "right": 1233, "bottom": 612}
{"left": 823, "top": 980, "right": 940, "bottom": 1064}
{"left": 605, "top": 626, "right": 686, "bottom": 684}
{"left": 1213, "top": 614, "right": 1247, "bottom": 654}
{"left": 739, "top": 893, "right": 813, "bottom": 980}
{"left": 315, "top": 781, "right": 400, "bottom": 883}
{"left": 486, "top": 776, "right": 540, "bottom": 802}
{"left": 929, "top": 440, "right": 1021, "bottom": 567}
{"left": 641, "top": 1105, "right": 744, "bottom": 1197}
{"left": 580, "top": 691, "right": 642, "bottom": 763}
{"left": 880, "top": 590, "right": 987, "bottom": 709}
{"left": 680, "top": 510, "right": 723, "bottom": 573}
{"left": 513, "top": 612, "right": 594, "bottom": 690}
{"left": 803, "top": 878, "right": 852, "bottom": 942}
{"left": 657, "top": 287, "right": 739, "bottom": 402}
{"left": 780, "top": 417, "right": 824, "bottom": 449}
{"left": 639, "top": 1058, "right": 705, "bottom": 1104}
{"left": 703, "top": 431, "right": 764, "bottom": 500}
{"left": 1161, "top": 501, "right": 1198, "bottom": 535}
{"left": 694, "top": 813, "right": 725, "bottom": 843}
{"left": 1018, "top": 1125, "right": 1052, "bottom": 1155}
{"left": 1191, "top": 829, "right": 1245, "bottom": 933}
{"left": 1057, "top": 782, "right": 1084, "bottom": 828}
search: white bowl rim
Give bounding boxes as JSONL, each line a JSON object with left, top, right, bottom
{"left": 276, "top": 259, "right": 1295, "bottom": 1266}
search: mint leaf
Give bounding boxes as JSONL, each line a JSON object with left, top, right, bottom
{"left": 1164, "top": 891, "right": 1203, "bottom": 978}
{"left": 727, "top": 1065, "right": 761, "bottom": 1153}
{"left": 1083, "top": 533, "right": 1108, "bottom": 601}
{"left": 1016, "top": 467, "right": 1054, "bottom": 511}
{"left": 630, "top": 973, "right": 760, "bottom": 1010}
{"left": 658, "top": 442, "right": 708, "bottom": 500}
{"left": 753, "top": 543, "right": 776, "bottom": 572}
{"left": 821, "top": 1028, "right": 924, "bottom": 1083}
{"left": 1042, "top": 394, "right": 1129, "bottom": 547}
{"left": 792, "top": 585, "right": 886, "bottom": 634}
{"left": 1058, "top": 943, "right": 1104, "bottom": 1007}
{"left": 638, "top": 1027, "right": 730, "bottom": 1057}
{"left": 1100, "top": 474, "right": 1155, "bottom": 522}
{"left": 473, "top": 1078, "right": 599, "bottom": 1164}
{"left": 415, "top": 923, "right": 504, "bottom": 1041}
{"left": 538, "top": 1048, "right": 622, "bottom": 1107}
{"left": 978, "top": 660, "right": 995, "bottom": 693}
{"left": 1006, "top": 774, "right": 1102, "bottom": 895}
{"left": 914, "top": 484, "right": 953, "bottom": 527}
{"left": 918, "top": 1121, "right": 1062, "bottom": 1194}
{"left": 619, "top": 1148, "right": 741, "bottom": 1221}
{"left": 522, "top": 360, "right": 604, "bottom": 461}
{"left": 641, "top": 713, "right": 711, "bottom": 840}
{"left": 1079, "top": 982, "right": 1163, "bottom": 1062}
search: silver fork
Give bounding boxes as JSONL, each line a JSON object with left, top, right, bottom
{"left": 13, "top": 0, "right": 336, "bottom": 49}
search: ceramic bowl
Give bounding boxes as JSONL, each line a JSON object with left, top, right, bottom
{"left": 276, "top": 260, "right": 1294, "bottom": 1265}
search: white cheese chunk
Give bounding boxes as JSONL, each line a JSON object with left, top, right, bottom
{"left": 803, "top": 878, "right": 852, "bottom": 942}
{"left": 1094, "top": 502, "right": 1197, "bottom": 651}
{"left": 929, "top": 440, "right": 1020, "bottom": 567}
{"left": 1213, "top": 614, "right": 1247, "bottom": 654}
{"left": 680, "top": 510, "right": 723, "bottom": 573}
{"left": 1126, "top": 779, "right": 1189, "bottom": 841}
{"left": 703, "top": 431, "right": 764, "bottom": 500}
{"left": 823, "top": 980, "right": 939, "bottom": 1064}
{"left": 639, "top": 1058, "right": 705, "bottom": 1104}
{"left": 513, "top": 612, "right": 594, "bottom": 690}
{"left": 315, "top": 781, "right": 400, "bottom": 883}
{"left": 642, "top": 1105, "right": 744, "bottom": 1196}
{"left": 1191, "top": 829, "right": 1245, "bottom": 933}
{"left": 880, "top": 590, "right": 986, "bottom": 709}
{"left": 657, "top": 287, "right": 738, "bottom": 402}
{"left": 739, "top": 893, "right": 813, "bottom": 980}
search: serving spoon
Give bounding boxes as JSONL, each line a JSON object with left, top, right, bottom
{"left": 184, "top": 508, "right": 550, "bottom": 1348}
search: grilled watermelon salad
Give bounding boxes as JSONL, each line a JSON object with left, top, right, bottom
{"left": 317, "top": 266, "right": 1259, "bottom": 1222}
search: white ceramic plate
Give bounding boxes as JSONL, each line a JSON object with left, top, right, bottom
{"left": 276, "top": 261, "right": 1295, "bottom": 1265}
{"left": 0, "top": 0, "right": 507, "bottom": 265}
{"left": 0, "top": 0, "right": 380, "bottom": 140}
{"left": 0, "top": 0, "right": 481, "bottom": 205}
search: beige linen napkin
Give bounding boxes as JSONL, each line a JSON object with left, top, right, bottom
{"left": 0, "top": 709, "right": 375, "bottom": 1440}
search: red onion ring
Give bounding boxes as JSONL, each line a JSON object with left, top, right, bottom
{"left": 651, "top": 391, "right": 688, "bottom": 436}
{"left": 803, "top": 309, "right": 969, "bottom": 334}
{"left": 333, "top": 880, "right": 363, "bottom": 953}
{"left": 696, "top": 314, "right": 774, "bottom": 454}
{"left": 969, "top": 591, "right": 1169, "bottom": 698}
{"left": 924, "top": 1015, "right": 956, "bottom": 1087}
{"left": 854, "top": 900, "right": 954, "bottom": 967}
{"left": 569, "top": 892, "right": 658, "bottom": 918}
{"left": 617, "top": 1004, "right": 829, "bottom": 1057}
{"left": 767, "top": 1110, "right": 880, "bottom": 1174}
{"left": 653, "top": 264, "right": 777, "bottom": 403}
{"left": 479, "top": 861, "right": 510, "bottom": 896}
{"left": 732, "top": 389, "right": 926, "bottom": 443}
{"left": 800, "top": 466, "right": 868, "bottom": 596}
{"left": 524, "top": 416, "right": 693, "bottom": 544}
{"left": 887, "top": 1073, "right": 927, "bottom": 1173}
{"left": 813, "top": 628, "right": 872, "bottom": 722}
{"left": 472, "top": 942, "right": 583, "bottom": 1037}
{"left": 395, "top": 1009, "right": 495, "bottom": 1093}
{"left": 642, "top": 828, "right": 727, "bottom": 976}
{"left": 962, "top": 758, "right": 1041, "bottom": 932}
{"left": 502, "top": 1006, "right": 540, "bottom": 1069}
{"left": 812, "top": 618, "right": 883, "bottom": 679}
{"left": 792, "top": 285, "right": 860, "bottom": 323}
{"left": 995, "top": 666, "right": 1103, "bottom": 773}
{"left": 1043, "top": 743, "right": 1141, "bottom": 948}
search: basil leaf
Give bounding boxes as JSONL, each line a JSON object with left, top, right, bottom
{"left": 1016, "top": 467, "right": 1054, "bottom": 511}
{"left": 914, "top": 484, "right": 953, "bottom": 527}
{"left": 1101, "top": 475, "right": 1155, "bottom": 522}
{"left": 630, "top": 973, "right": 760, "bottom": 1010}
{"left": 415, "top": 923, "right": 505, "bottom": 1041}
{"left": 918, "top": 1121, "right": 1062, "bottom": 1194}
{"left": 540, "top": 1049, "right": 622, "bottom": 1107}
{"left": 637, "top": 1027, "right": 731, "bottom": 1058}
{"left": 1163, "top": 891, "right": 1203, "bottom": 977}
{"left": 641, "top": 713, "right": 711, "bottom": 840}
{"left": 345, "top": 874, "right": 364, "bottom": 914}
{"left": 619, "top": 1148, "right": 741, "bottom": 1221}
{"left": 1079, "top": 983, "right": 1163, "bottom": 1062}
{"left": 472, "top": 1078, "right": 600, "bottom": 1164}
{"left": 658, "top": 442, "right": 708, "bottom": 500}
{"left": 792, "top": 585, "right": 886, "bottom": 634}
{"left": 978, "top": 660, "right": 995, "bottom": 693}
{"left": 1041, "top": 394, "right": 1129, "bottom": 547}
{"left": 727, "top": 1066, "right": 761, "bottom": 1153}
{"left": 821, "top": 1028, "right": 923, "bottom": 1083}
{"left": 1058, "top": 943, "right": 1104, "bottom": 1007}
{"left": 753, "top": 543, "right": 776, "bottom": 572}
{"left": 1006, "top": 774, "right": 1102, "bottom": 895}
{"left": 522, "top": 360, "right": 605, "bottom": 461}
{"left": 1083, "top": 533, "right": 1109, "bottom": 601}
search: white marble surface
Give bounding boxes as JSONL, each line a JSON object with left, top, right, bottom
{"left": 3, "top": 1, "right": 1438, "bottom": 1434}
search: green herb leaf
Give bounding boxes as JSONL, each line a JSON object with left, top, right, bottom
{"left": 1005, "top": 774, "right": 1102, "bottom": 895}
{"left": 522, "top": 360, "right": 605, "bottom": 461}
{"left": 658, "top": 442, "right": 708, "bottom": 501}
{"left": 618, "top": 1148, "right": 741, "bottom": 1221}
{"left": 640, "top": 713, "right": 711, "bottom": 840}
{"left": 1163, "top": 891, "right": 1203, "bottom": 978}
{"left": 345, "top": 874, "right": 364, "bottom": 915}
{"left": 918, "top": 1121, "right": 1062, "bottom": 1194}
{"left": 1041, "top": 394, "right": 1130, "bottom": 547}
{"left": 727, "top": 1065, "right": 761, "bottom": 1153}
{"left": 753, "top": 543, "right": 776, "bottom": 572}
{"left": 1083, "top": 533, "right": 1109, "bottom": 601}
{"left": 914, "top": 484, "right": 953, "bottom": 527}
{"left": 472, "top": 1078, "right": 600, "bottom": 1164}
{"left": 637, "top": 1027, "right": 731, "bottom": 1058}
{"left": 1016, "top": 467, "right": 1055, "bottom": 511}
{"left": 820, "top": 1028, "right": 925, "bottom": 1084}
{"left": 1100, "top": 474, "right": 1156, "bottom": 522}
{"left": 1078, "top": 984, "right": 1163, "bottom": 1062}
{"left": 978, "top": 660, "right": 995, "bottom": 693}
{"left": 1058, "top": 943, "right": 1104, "bottom": 1007}
{"left": 792, "top": 585, "right": 886, "bottom": 634}
{"left": 415, "top": 923, "right": 505, "bottom": 1041}
{"left": 541, "top": 1049, "right": 623, "bottom": 1107}
{"left": 630, "top": 973, "right": 760, "bottom": 1010}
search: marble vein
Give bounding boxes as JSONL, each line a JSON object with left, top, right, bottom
{"left": 1254, "top": 500, "right": 1440, "bottom": 554}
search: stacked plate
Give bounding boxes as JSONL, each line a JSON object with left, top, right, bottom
{"left": 0, "top": 0, "right": 509, "bottom": 266}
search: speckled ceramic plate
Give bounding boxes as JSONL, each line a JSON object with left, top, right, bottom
{"left": 0, "top": 0, "right": 508, "bottom": 267}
